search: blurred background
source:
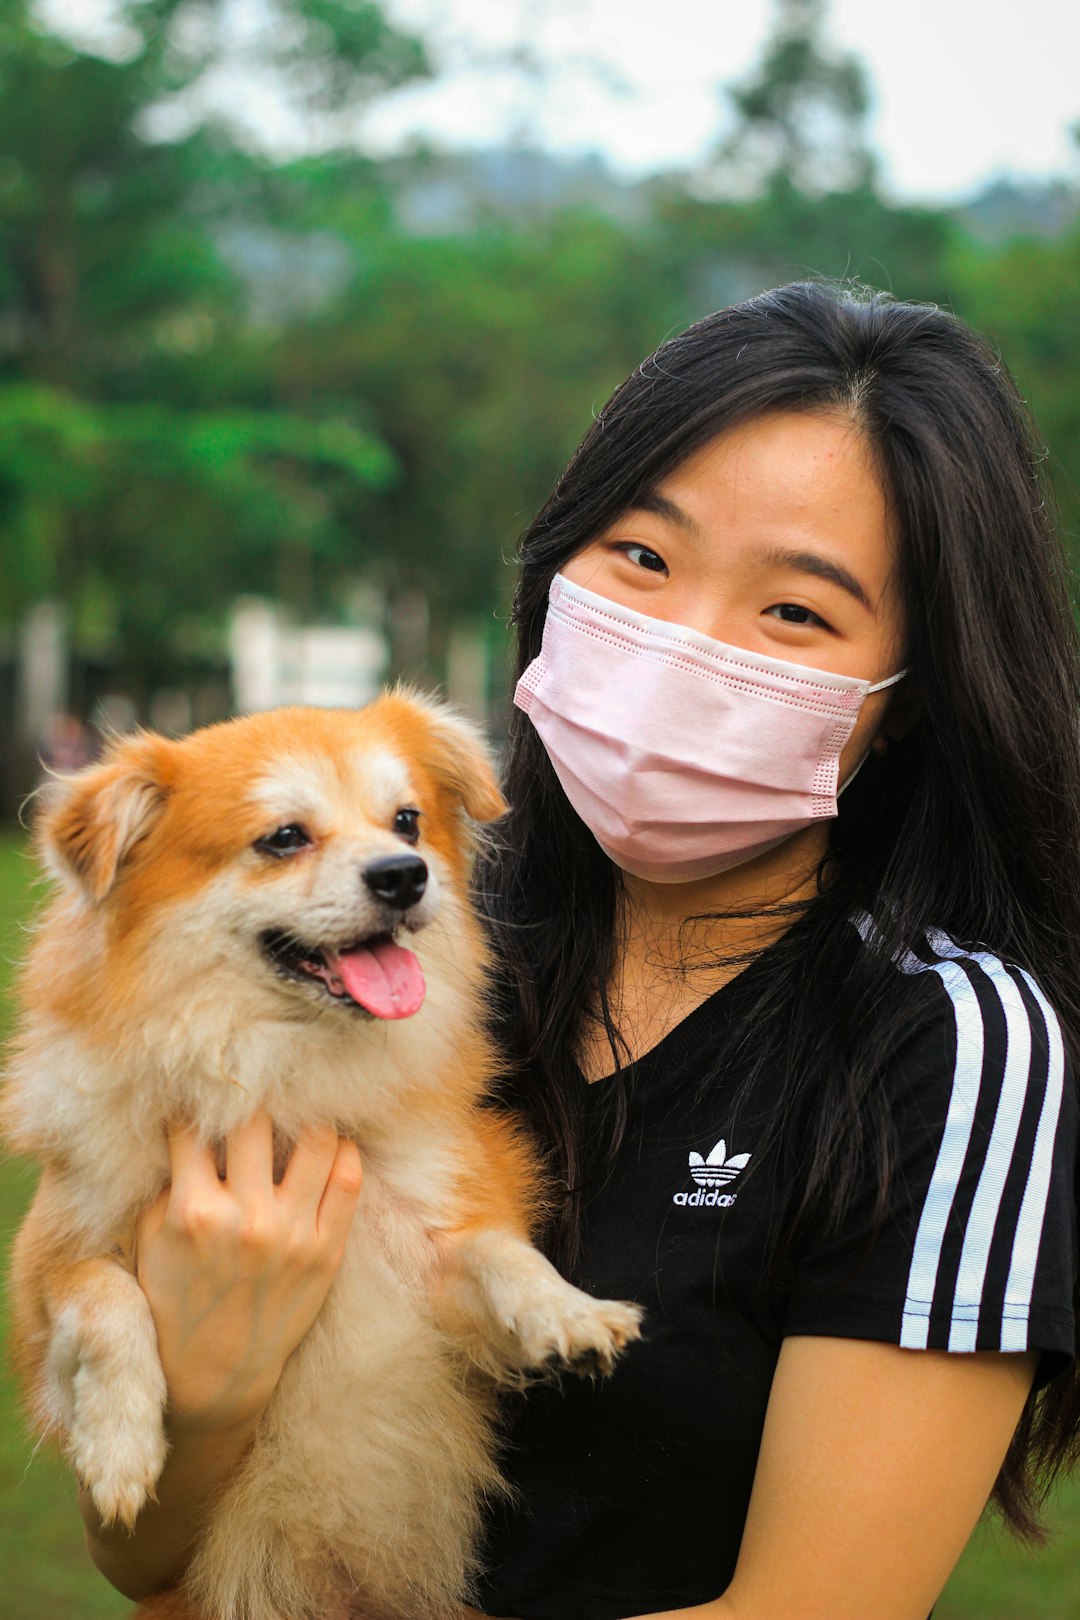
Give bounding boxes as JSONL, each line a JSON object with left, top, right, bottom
{"left": 1, "top": 0, "right": 1079, "bottom": 1612}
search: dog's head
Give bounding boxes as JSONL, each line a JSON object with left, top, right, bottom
{"left": 39, "top": 693, "right": 506, "bottom": 1025}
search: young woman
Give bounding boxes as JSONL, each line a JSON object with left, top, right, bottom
{"left": 84, "top": 283, "right": 1080, "bottom": 1619}
{"left": 463, "top": 282, "right": 1080, "bottom": 1619}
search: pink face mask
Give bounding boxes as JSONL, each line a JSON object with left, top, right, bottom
{"left": 514, "top": 573, "right": 906, "bottom": 884}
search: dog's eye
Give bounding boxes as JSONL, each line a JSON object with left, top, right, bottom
{"left": 255, "top": 824, "right": 311, "bottom": 858}
{"left": 393, "top": 807, "right": 421, "bottom": 845}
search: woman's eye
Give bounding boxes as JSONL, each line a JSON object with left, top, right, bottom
{"left": 255, "top": 823, "right": 311, "bottom": 858}
{"left": 394, "top": 807, "right": 421, "bottom": 844}
{"left": 616, "top": 542, "right": 668, "bottom": 574}
{"left": 765, "top": 603, "right": 830, "bottom": 629}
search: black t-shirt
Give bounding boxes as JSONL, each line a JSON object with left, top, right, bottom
{"left": 474, "top": 927, "right": 1078, "bottom": 1620}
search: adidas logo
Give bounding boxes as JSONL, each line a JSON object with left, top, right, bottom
{"left": 672, "top": 1138, "right": 751, "bottom": 1207}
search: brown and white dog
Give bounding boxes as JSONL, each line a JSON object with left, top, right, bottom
{"left": 2, "top": 695, "right": 641, "bottom": 1620}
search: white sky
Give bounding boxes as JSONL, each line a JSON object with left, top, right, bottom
{"left": 41, "top": 0, "right": 1080, "bottom": 202}
{"left": 359, "top": 0, "right": 1080, "bottom": 202}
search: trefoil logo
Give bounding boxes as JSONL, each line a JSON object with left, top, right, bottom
{"left": 673, "top": 1138, "right": 751, "bottom": 1207}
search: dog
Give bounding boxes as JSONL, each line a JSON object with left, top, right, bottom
{"left": 2, "top": 694, "right": 642, "bottom": 1620}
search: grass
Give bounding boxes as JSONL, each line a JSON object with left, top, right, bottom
{"left": 0, "top": 833, "right": 130, "bottom": 1618}
{"left": 0, "top": 830, "right": 1078, "bottom": 1616}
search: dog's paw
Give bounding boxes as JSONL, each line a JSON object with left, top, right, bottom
{"left": 67, "top": 1351, "right": 168, "bottom": 1529}
{"left": 70, "top": 1400, "right": 168, "bottom": 1529}
{"left": 497, "top": 1281, "right": 643, "bottom": 1382}
{"left": 83, "top": 1448, "right": 163, "bottom": 1531}
{"left": 451, "top": 1230, "right": 644, "bottom": 1388}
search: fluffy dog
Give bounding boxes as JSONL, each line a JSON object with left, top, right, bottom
{"left": 2, "top": 695, "right": 641, "bottom": 1620}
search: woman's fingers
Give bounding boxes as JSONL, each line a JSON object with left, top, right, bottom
{"left": 163, "top": 1113, "right": 358, "bottom": 1233}
{"left": 135, "top": 1181, "right": 171, "bottom": 1251}
{"left": 156, "top": 1109, "right": 361, "bottom": 1259}
{"left": 278, "top": 1128, "right": 364, "bottom": 1260}
{"left": 165, "top": 1120, "right": 221, "bottom": 1202}
{"left": 278, "top": 1123, "right": 343, "bottom": 1212}
{"left": 223, "top": 1109, "right": 275, "bottom": 1203}
{"left": 316, "top": 1139, "right": 364, "bottom": 1250}
{"left": 134, "top": 1112, "right": 362, "bottom": 1431}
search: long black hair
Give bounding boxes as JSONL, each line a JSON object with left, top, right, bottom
{"left": 478, "top": 281, "right": 1080, "bottom": 1537}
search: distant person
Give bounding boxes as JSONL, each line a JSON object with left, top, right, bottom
{"left": 84, "top": 285, "right": 1080, "bottom": 1620}
{"left": 38, "top": 712, "right": 93, "bottom": 776}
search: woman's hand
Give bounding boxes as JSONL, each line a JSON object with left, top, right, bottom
{"left": 137, "top": 1110, "right": 364, "bottom": 1431}
{"left": 82, "top": 1111, "right": 363, "bottom": 1602}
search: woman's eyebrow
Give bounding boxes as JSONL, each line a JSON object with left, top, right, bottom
{"left": 632, "top": 490, "right": 708, "bottom": 542}
{"left": 760, "top": 545, "right": 874, "bottom": 612}
{"left": 631, "top": 494, "right": 874, "bottom": 612}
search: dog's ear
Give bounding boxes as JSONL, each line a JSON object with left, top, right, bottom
{"left": 419, "top": 703, "right": 507, "bottom": 824}
{"left": 40, "top": 733, "right": 171, "bottom": 901}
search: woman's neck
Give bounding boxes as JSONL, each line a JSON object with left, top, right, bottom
{"left": 577, "top": 826, "right": 828, "bottom": 1081}
{"left": 619, "top": 822, "right": 828, "bottom": 969}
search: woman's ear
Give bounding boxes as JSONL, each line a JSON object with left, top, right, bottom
{"left": 875, "top": 676, "right": 923, "bottom": 753}
{"left": 40, "top": 733, "right": 171, "bottom": 901}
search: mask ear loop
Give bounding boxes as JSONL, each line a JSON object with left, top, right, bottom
{"left": 838, "top": 668, "right": 909, "bottom": 792}
{"left": 865, "top": 667, "right": 908, "bottom": 694}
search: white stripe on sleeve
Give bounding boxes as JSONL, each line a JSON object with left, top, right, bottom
{"left": 895, "top": 951, "right": 986, "bottom": 1350}
{"left": 895, "top": 930, "right": 1059, "bottom": 1353}
{"left": 928, "top": 940, "right": 1032, "bottom": 1352}
{"left": 999, "top": 970, "right": 1066, "bottom": 1351}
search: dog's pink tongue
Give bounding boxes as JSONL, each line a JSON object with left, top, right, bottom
{"left": 331, "top": 938, "right": 426, "bottom": 1019}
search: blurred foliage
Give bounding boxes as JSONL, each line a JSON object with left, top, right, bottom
{"left": 0, "top": 0, "right": 1077, "bottom": 737}
{"left": 714, "top": 0, "right": 875, "bottom": 194}
{"left": 0, "top": 382, "right": 395, "bottom": 683}
{"left": 0, "top": 0, "right": 419, "bottom": 707}
{"left": 942, "top": 225, "right": 1080, "bottom": 506}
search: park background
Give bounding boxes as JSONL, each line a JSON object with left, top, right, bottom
{"left": 2, "top": 0, "right": 1080, "bottom": 1612}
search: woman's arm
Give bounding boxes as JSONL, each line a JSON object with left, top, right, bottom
{"left": 81, "top": 1111, "right": 363, "bottom": 1600}
{"left": 687, "top": 1335, "right": 1036, "bottom": 1620}
{"left": 718, "top": 1334, "right": 1036, "bottom": 1620}
{"left": 80, "top": 1415, "right": 262, "bottom": 1602}
{"left": 467, "top": 1333, "right": 1038, "bottom": 1620}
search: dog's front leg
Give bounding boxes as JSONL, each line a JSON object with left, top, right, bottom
{"left": 434, "top": 1228, "right": 643, "bottom": 1386}
{"left": 35, "top": 1248, "right": 168, "bottom": 1529}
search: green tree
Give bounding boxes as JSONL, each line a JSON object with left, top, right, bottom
{"left": 0, "top": 0, "right": 422, "bottom": 713}
{"left": 944, "top": 218, "right": 1080, "bottom": 557}
{"left": 239, "top": 160, "right": 707, "bottom": 681}
{"left": 715, "top": 0, "right": 875, "bottom": 196}
{"left": 648, "top": 0, "right": 956, "bottom": 339}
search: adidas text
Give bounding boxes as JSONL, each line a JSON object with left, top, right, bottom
{"left": 673, "top": 1189, "right": 737, "bottom": 1207}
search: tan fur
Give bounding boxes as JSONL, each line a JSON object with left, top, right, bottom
{"left": 3, "top": 695, "right": 641, "bottom": 1620}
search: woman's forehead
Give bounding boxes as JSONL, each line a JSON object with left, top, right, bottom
{"left": 632, "top": 412, "right": 895, "bottom": 577}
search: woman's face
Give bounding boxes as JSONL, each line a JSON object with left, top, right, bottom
{"left": 561, "top": 408, "right": 907, "bottom": 785}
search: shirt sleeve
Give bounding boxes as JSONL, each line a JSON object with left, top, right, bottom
{"left": 783, "top": 937, "right": 1078, "bottom": 1385}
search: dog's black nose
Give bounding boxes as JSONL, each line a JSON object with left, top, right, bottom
{"left": 363, "top": 854, "right": 428, "bottom": 910}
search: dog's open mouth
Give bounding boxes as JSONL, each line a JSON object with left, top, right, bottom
{"left": 261, "top": 930, "right": 426, "bottom": 1020}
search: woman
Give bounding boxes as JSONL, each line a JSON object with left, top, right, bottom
{"left": 85, "top": 284, "right": 1080, "bottom": 1618}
